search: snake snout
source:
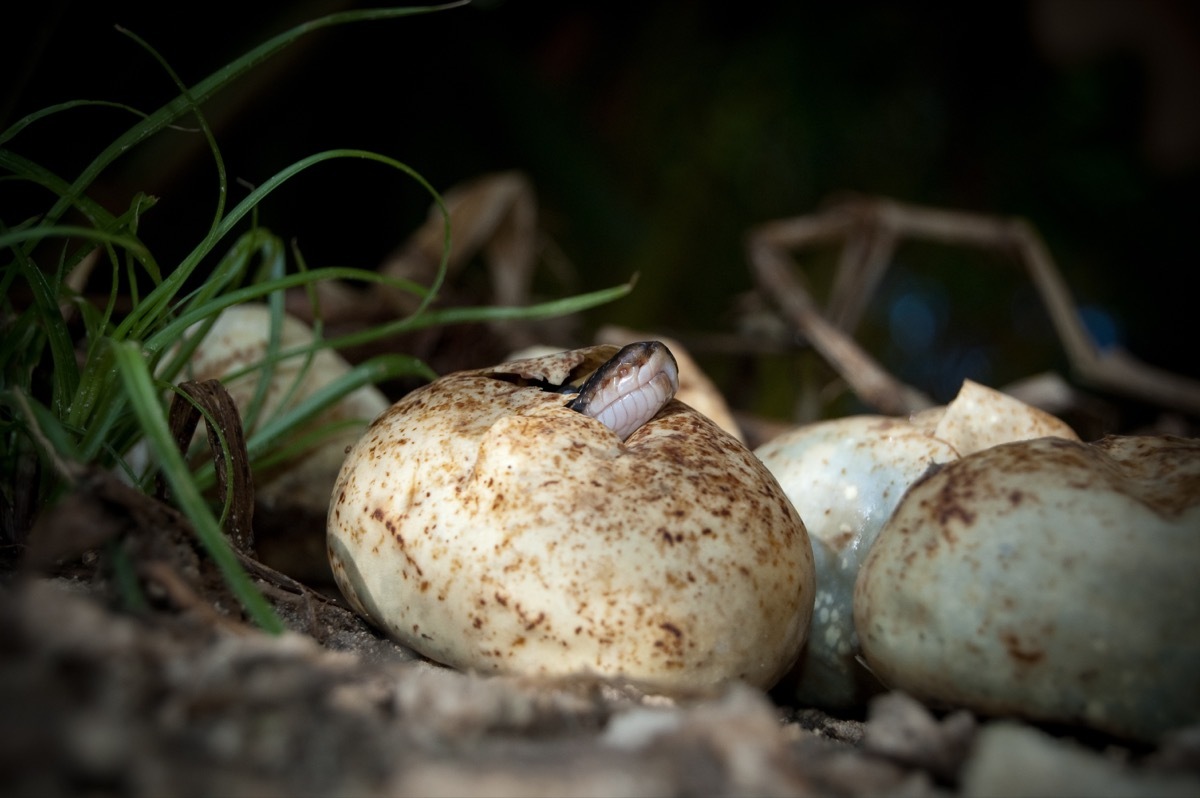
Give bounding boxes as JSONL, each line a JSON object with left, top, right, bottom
{"left": 568, "top": 341, "right": 679, "bottom": 440}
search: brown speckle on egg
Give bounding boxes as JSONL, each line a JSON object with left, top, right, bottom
{"left": 327, "top": 345, "right": 814, "bottom": 692}
{"left": 855, "top": 434, "right": 1200, "bottom": 742}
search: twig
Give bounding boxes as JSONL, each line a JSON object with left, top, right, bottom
{"left": 747, "top": 196, "right": 1200, "bottom": 417}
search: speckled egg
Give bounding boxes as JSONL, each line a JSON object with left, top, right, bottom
{"left": 855, "top": 435, "right": 1200, "bottom": 742}
{"left": 327, "top": 345, "right": 815, "bottom": 691}
{"left": 755, "top": 380, "right": 1078, "bottom": 707}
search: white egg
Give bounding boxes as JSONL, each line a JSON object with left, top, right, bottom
{"left": 855, "top": 434, "right": 1200, "bottom": 742}
{"left": 327, "top": 345, "right": 815, "bottom": 692}
{"left": 176, "top": 303, "right": 389, "bottom": 515}
{"left": 757, "top": 416, "right": 960, "bottom": 705}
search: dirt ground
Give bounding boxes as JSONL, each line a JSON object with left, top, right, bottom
{"left": 2, "top": 479, "right": 1199, "bottom": 798}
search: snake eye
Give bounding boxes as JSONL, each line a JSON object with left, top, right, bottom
{"left": 618, "top": 365, "right": 633, "bottom": 379}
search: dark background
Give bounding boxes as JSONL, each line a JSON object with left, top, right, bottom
{"left": 5, "top": 0, "right": 1199, "bottom": 425}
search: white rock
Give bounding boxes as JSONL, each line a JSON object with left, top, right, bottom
{"left": 855, "top": 435, "right": 1200, "bottom": 741}
{"left": 961, "top": 721, "right": 1200, "bottom": 797}
{"left": 327, "top": 345, "right": 815, "bottom": 692}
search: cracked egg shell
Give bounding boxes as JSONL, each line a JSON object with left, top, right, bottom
{"left": 909, "top": 378, "right": 1079, "bottom": 456}
{"left": 327, "top": 345, "right": 815, "bottom": 691}
{"left": 854, "top": 435, "right": 1200, "bottom": 742}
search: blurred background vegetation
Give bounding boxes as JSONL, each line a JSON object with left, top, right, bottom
{"left": 5, "top": 0, "right": 1198, "bottom": 427}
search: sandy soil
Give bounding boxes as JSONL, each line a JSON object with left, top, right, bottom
{"left": 2, "top": 475, "right": 1198, "bottom": 797}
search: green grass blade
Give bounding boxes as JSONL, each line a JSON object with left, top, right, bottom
{"left": 235, "top": 237, "right": 290, "bottom": 433}
{"left": 0, "top": 100, "right": 153, "bottom": 148}
{"left": 141, "top": 268, "right": 428, "bottom": 362}
{"left": 1, "top": 388, "right": 83, "bottom": 471}
{"left": 114, "top": 25, "right": 230, "bottom": 257}
{"left": 7, "top": 250, "right": 80, "bottom": 416}
{"left": 118, "top": 147, "right": 449, "bottom": 343}
{"left": 30, "top": 3, "right": 468, "bottom": 245}
{"left": 248, "top": 417, "right": 362, "bottom": 475}
{"left": 0, "top": 224, "right": 152, "bottom": 259}
{"left": 190, "top": 352, "right": 433, "bottom": 492}
{"left": 319, "top": 277, "right": 638, "bottom": 353}
{"left": 156, "top": 274, "right": 636, "bottom": 385}
{"left": 110, "top": 340, "right": 283, "bottom": 633}
{"left": 144, "top": 229, "right": 278, "bottom": 373}
{"left": 244, "top": 353, "right": 433, "bottom": 461}
{"left": 164, "top": 383, "right": 238, "bottom": 531}
{"left": 0, "top": 310, "right": 39, "bottom": 380}
{"left": 0, "top": 150, "right": 156, "bottom": 256}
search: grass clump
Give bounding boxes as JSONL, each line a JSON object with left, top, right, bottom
{"left": 0, "top": 4, "right": 631, "bottom": 631}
